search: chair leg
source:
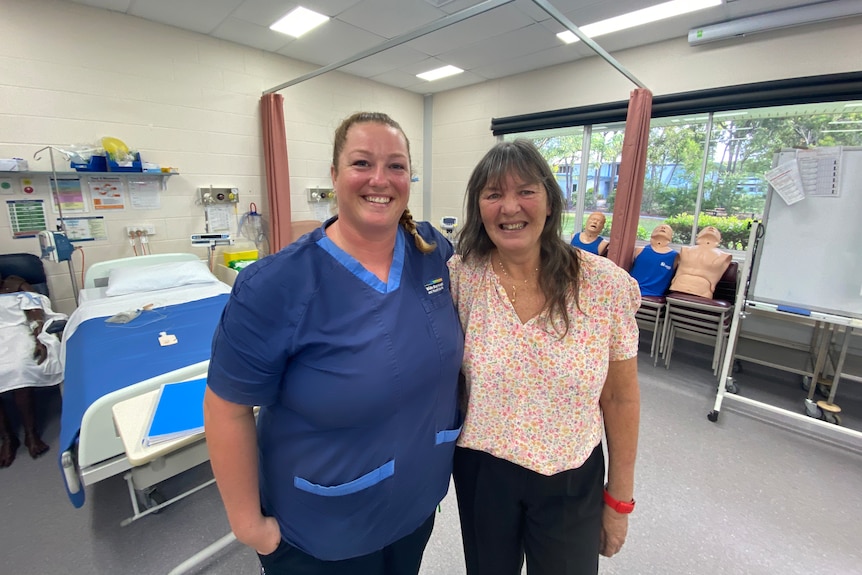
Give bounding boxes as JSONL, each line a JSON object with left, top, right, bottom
{"left": 664, "top": 325, "right": 676, "bottom": 370}
{"left": 649, "top": 313, "right": 661, "bottom": 357}
{"left": 659, "top": 308, "right": 672, "bottom": 357}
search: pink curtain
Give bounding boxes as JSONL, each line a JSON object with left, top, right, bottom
{"left": 260, "top": 93, "right": 292, "bottom": 253}
{"left": 607, "top": 88, "right": 652, "bottom": 271}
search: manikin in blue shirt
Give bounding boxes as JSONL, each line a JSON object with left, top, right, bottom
{"left": 205, "top": 113, "right": 464, "bottom": 575}
{"left": 570, "top": 211, "right": 609, "bottom": 255}
{"left": 629, "top": 224, "right": 678, "bottom": 297}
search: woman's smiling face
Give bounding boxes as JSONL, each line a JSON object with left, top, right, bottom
{"left": 478, "top": 172, "right": 550, "bottom": 257}
{"left": 331, "top": 121, "right": 411, "bottom": 234}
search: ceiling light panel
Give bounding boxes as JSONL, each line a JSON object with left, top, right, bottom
{"left": 557, "top": 0, "right": 722, "bottom": 44}
{"left": 417, "top": 64, "right": 464, "bottom": 81}
{"left": 270, "top": 6, "right": 330, "bottom": 37}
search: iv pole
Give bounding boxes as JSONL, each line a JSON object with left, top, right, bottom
{"left": 33, "top": 145, "right": 80, "bottom": 302}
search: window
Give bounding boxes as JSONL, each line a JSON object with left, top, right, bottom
{"left": 505, "top": 99, "right": 862, "bottom": 251}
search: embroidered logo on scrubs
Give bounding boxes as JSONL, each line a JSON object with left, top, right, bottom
{"left": 424, "top": 278, "right": 444, "bottom": 295}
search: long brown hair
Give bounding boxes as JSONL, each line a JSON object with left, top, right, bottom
{"left": 458, "top": 139, "right": 581, "bottom": 335}
{"left": 332, "top": 112, "right": 435, "bottom": 254}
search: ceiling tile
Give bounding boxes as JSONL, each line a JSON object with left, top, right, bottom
{"left": 473, "top": 43, "right": 583, "bottom": 79}
{"left": 232, "top": 0, "right": 302, "bottom": 27}
{"left": 129, "top": 0, "right": 244, "bottom": 34}
{"left": 437, "top": 22, "right": 559, "bottom": 70}
{"left": 336, "top": 0, "right": 444, "bottom": 38}
{"left": 399, "top": 69, "right": 488, "bottom": 94}
{"left": 276, "top": 19, "right": 385, "bottom": 67}
{"left": 69, "top": 0, "right": 132, "bottom": 10}
{"left": 212, "top": 17, "right": 293, "bottom": 52}
{"left": 404, "top": 3, "right": 535, "bottom": 55}
{"left": 340, "top": 46, "right": 431, "bottom": 77}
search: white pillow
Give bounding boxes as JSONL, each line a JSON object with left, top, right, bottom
{"left": 106, "top": 260, "right": 217, "bottom": 296}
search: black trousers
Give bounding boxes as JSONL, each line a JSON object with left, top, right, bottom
{"left": 258, "top": 512, "right": 435, "bottom": 575}
{"left": 453, "top": 445, "right": 605, "bottom": 575}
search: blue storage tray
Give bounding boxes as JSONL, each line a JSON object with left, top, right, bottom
{"left": 107, "top": 151, "right": 142, "bottom": 172}
{"left": 71, "top": 155, "right": 108, "bottom": 172}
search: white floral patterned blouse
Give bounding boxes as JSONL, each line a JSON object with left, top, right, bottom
{"left": 448, "top": 251, "right": 641, "bottom": 475}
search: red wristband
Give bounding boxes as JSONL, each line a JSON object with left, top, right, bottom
{"left": 603, "top": 486, "right": 635, "bottom": 514}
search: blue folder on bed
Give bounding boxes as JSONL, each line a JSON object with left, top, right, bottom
{"left": 59, "top": 293, "right": 228, "bottom": 507}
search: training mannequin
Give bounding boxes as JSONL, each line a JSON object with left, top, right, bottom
{"left": 668, "top": 226, "right": 732, "bottom": 299}
{"left": 570, "top": 211, "right": 609, "bottom": 255}
{"left": 629, "top": 224, "right": 678, "bottom": 297}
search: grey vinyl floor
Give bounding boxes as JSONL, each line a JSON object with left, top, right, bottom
{"left": 3, "top": 337, "right": 862, "bottom": 575}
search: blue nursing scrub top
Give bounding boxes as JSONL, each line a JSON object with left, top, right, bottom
{"left": 207, "top": 218, "right": 464, "bottom": 561}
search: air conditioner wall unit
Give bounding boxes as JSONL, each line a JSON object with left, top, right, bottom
{"left": 688, "top": 0, "right": 862, "bottom": 46}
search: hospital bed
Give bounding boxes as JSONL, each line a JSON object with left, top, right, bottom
{"left": 58, "top": 253, "right": 233, "bottom": 518}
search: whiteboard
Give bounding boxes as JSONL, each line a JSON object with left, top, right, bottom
{"left": 750, "top": 148, "right": 862, "bottom": 319}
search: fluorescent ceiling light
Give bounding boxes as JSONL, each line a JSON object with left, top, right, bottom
{"left": 270, "top": 7, "right": 329, "bottom": 38}
{"left": 417, "top": 65, "right": 463, "bottom": 81}
{"left": 557, "top": 0, "right": 721, "bottom": 44}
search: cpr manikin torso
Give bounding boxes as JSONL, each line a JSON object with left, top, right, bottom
{"left": 629, "top": 224, "right": 678, "bottom": 297}
{"left": 571, "top": 211, "right": 608, "bottom": 255}
{"left": 668, "top": 226, "right": 731, "bottom": 299}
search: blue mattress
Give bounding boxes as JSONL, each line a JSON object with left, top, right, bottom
{"left": 59, "top": 293, "right": 228, "bottom": 507}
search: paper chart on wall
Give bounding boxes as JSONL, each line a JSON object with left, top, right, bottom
{"left": 764, "top": 161, "right": 805, "bottom": 206}
{"left": 89, "top": 176, "right": 127, "bottom": 211}
{"left": 205, "top": 205, "right": 233, "bottom": 233}
{"left": 128, "top": 187, "right": 161, "bottom": 210}
{"left": 6, "top": 199, "right": 48, "bottom": 239}
{"left": 796, "top": 146, "right": 841, "bottom": 197}
{"left": 49, "top": 178, "right": 88, "bottom": 213}
{"left": 59, "top": 216, "right": 108, "bottom": 241}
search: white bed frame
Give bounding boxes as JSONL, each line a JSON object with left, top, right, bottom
{"left": 61, "top": 253, "right": 227, "bottom": 522}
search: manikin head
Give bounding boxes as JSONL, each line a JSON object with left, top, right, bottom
{"left": 695, "top": 226, "right": 721, "bottom": 247}
{"left": 585, "top": 211, "right": 606, "bottom": 234}
{"left": 651, "top": 224, "right": 673, "bottom": 247}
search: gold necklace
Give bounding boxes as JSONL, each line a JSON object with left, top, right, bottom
{"left": 498, "top": 260, "right": 538, "bottom": 305}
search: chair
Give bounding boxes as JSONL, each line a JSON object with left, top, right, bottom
{"left": 636, "top": 295, "right": 668, "bottom": 360}
{"left": 661, "top": 261, "right": 739, "bottom": 376}
{"left": 0, "top": 253, "right": 49, "bottom": 296}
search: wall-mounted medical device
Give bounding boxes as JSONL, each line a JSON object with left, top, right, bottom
{"left": 38, "top": 230, "right": 74, "bottom": 262}
{"left": 307, "top": 187, "right": 333, "bottom": 202}
{"left": 199, "top": 186, "right": 240, "bottom": 205}
{"left": 440, "top": 216, "right": 458, "bottom": 232}
{"left": 191, "top": 233, "right": 234, "bottom": 247}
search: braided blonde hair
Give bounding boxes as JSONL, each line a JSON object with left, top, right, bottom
{"left": 400, "top": 208, "right": 436, "bottom": 254}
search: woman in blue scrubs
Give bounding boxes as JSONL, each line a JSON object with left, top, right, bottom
{"left": 204, "top": 112, "right": 464, "bottom": 575}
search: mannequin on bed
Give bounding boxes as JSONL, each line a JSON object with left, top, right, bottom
{"left": 629, "top": 224, "right": 678, "bottom": 297}
{"left": 667, "top": 226, "right": 731, "bottom": 299}
{"left": 570, "top": 211, "right": 609, "bottom": 256}
{"left": 0, "top": 272, "right": 65, "bottom": 467}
